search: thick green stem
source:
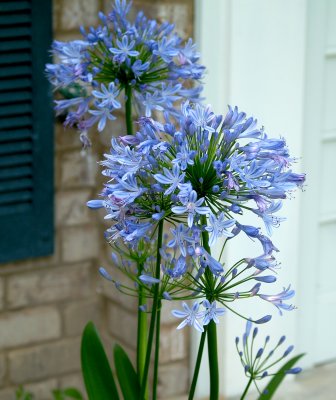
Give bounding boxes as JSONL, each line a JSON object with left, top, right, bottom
{"left": 200, "top": 215, "right": 219, "bottom": 400}
{"left": 201, "top": 215, "right": 214, "bottom": 288}
{"left": 207, "top": 321, "right": 219, "bottom": 400}
{"left": 140, "top": 220, "right": 164, "bottom": 399}
{"left": 240, "top": 377, "right": 253, "bottom": 400}
{"left": 201, "top": 225, "right": 211, "bottom": 254}
{"left": 125, "top": 84, "right": 133, "bottom": 135}
{"left": 188, "top": 328, "right": 207, "bottom": 400}
{"left": 124, "top": 84, "right": 147, "bottom": 394}
{"left": 137, "top": 262, "right": 147, "bottom": 396}
{"left": 152, "top": 300, "right": 161, "bottom": 400}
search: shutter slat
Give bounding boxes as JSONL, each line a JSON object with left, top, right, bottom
{"left": 0, "top": 153, "right": 33, "bottom": 168}
{"left": 0, "top": 178, "right": 33, "bottom": 193}
{"left": 0, "top": 103, "right": 32, "bottom": 117}
{"left": 0, "top": 202, "right": 32, "bottom": 217}
{"left": 0, "top": 165, "right": 32, "bottom": 180}
{"left": 0, "top": 115, "right": 32, "bottom": 129}
{"left": 0, "top": 77, "right": 32, "bottom": 91}
{"left": 0, "top": 14, "right": 31, "bottom": 26}
{"left": 0, "top": 52, "right": 31, "bottom": 65}
{"left": 0, "top": 140, "right": 33, "bottom": 155}
{"left": 0, "top": 129, "right": 32, "bottom": 143}
{"left": 0, "top": 90, "right": 32, "bottom": 105}
{"left": 0, "top": 26, "right": 31, "bottom": 39}
{"left": 0, "top": 2, "right": 31, "bottom": 12}
{"left": 0, "top": 65, "right": 32, "bottom": 79}
{"left": 0, "top": 190, "right": 32, "bottom": 206}
{"left": 0, "top": 39, "right": 31, "bottom": 52}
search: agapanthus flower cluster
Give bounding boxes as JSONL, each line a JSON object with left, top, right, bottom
{"left": 46, "top": 0, "right": 204, "bottom": 144}
{"left": 88, "top": 101, "right": 305, "bottom": 327}
{"left": 236, "top": 320, "right": 302, "bottom": 394}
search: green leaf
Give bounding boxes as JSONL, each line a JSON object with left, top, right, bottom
{"left": 15, "top": 387, "right": 24, "bottom": 400}
{"left": 81, "top": 322, "right": 119, "bottom": 400}
{"left": 113, "top": 344, "right": 140, "bottom": 400}
{"left": 52, "top": 389, "right": 64, "bottom": 400}
{"left": 52, "top": 388, "right": 84, "bottom": 400}
{"left": 15, "top": 387, "right": 34, "bottom": 400}
{"left": 258, "top": 353, "right": 305, "bottom": 400}
{"left": 63, "top": 388, "right": 85, "bottom": 399}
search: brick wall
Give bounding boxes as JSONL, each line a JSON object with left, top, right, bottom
{"left": 0, "top": 1, "right": 194, "bottom": 398}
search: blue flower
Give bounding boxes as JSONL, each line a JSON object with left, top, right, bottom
{"left": 131, "top": 60, "right": 150, "bottom": 78}
{"left": 159, "top": 83, "right": 182, "bottom": 107}
{"left": 87, "top": 199, "right": 123, "bottom": 220}
{"left": 165, "top": 255, "right": 187, "bottom": 278}
{"left": 154, "top": 165, "right": 185, "bottom": 195}
{"left": 254, "top": 275, "right": 277, "bottom": 283}
{"left": 172, "top": 144, "right": 196, "bottom": 170}
{"left": 172, "top": 302, "right": 204, "bottom": 332}
{"left": 234, "top": 223, "right": 260, "bottom": 238}
{"left": 139, "top": 275, "right": 160, "bottom": 285}
{"left": 198, "top": 248, "right": 224, "bottom": 276}
{"left": 245, "top": 254, "right": 277, "bottom": 271}
{"left": 153, "top": 37, "right": 179, "bottom": 63}
{"left": 257, "top": 235, "right": 279, "bottom": 255}
{"left": 225, "top": 171, "right": 240, "bottom": 191}
{"left": 172, "top": 190, "right": 210, "bottom": 228}
{"left": 92, "top": 82, "right": 121, "bottom": 110}
{"left": 112, "top": 0, "right": 131, "bottom": 17}
{"left": 178, "top": 38, "right": 200, "bottom": 64}
{"left": 200, "top": 300, "right": 225, "bottom": 325}
{"left": 109, "top": 35, "right": 139, "bottom": 61}
{"left": 167, "top": 224, "right": 194, "bottom": 257}
{"left": 188, "top": 103, "right": 216, "bottom": 133}
{"left": 222, "top": 105, "right": 246, "bottom": 130}
{"left": 259, "top": 285, "right": 295, "bottom": 315}
{"left": 238, "top": 160, "right": 270, "bottom": 189}
{"left": 120, "top": 221, "right": 153, "bottom": 244}
{"left": 283, "top": 345, "right": 294, "bottom": 357}
{"left": 253, "top": 200, "right": 285, "bottom": 236}
{"left": 51, "top": 40, "right": 88, "bottom": 67}
{"left": 110, "top": 175, "right": 147, "bottom": 204}
{"left": 89, "top": 105, "right": 118, "bottom": 132}
{"left": 140, "top": 92, "right": 164, "bottom": 117}
{"left": 45, "top": 63, "right": 79, "bottom": 87}
{"left": 99, "top": 266, "right": 114, "bottom": 281}
{"left": 285, "top": 367, "right": 302, "bottom": 375}
{"left": 54, "top": 97, "right": 84, "bottom": 113}
{"left": 254, "top": 315, "right": 272, "bottom": 324}
{"left": 102, "top": 138, "right": 144, "bottom": 178}
{"left": 205, "top": 212, "right": 235, "bottom": 246}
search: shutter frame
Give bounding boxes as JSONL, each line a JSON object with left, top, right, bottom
{"left": 0, "top": 0, "right": 54, "bottom": 262}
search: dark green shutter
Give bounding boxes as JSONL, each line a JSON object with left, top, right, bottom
{"left": 0, "top": 0, "right": 53, "bottom": 262}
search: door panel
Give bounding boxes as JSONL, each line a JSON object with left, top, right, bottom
{"left": 311, "top": 0, "right": 336, "bottom": 364}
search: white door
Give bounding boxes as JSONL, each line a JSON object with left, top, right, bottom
{"left": 195, "top": 0, "right": 336, "bottom": 396}
{"left": 195, "top": 0, "right": 307, "bottom": 396}
{"left": 300, "top": 0, "right": 336, "bottom": 365}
